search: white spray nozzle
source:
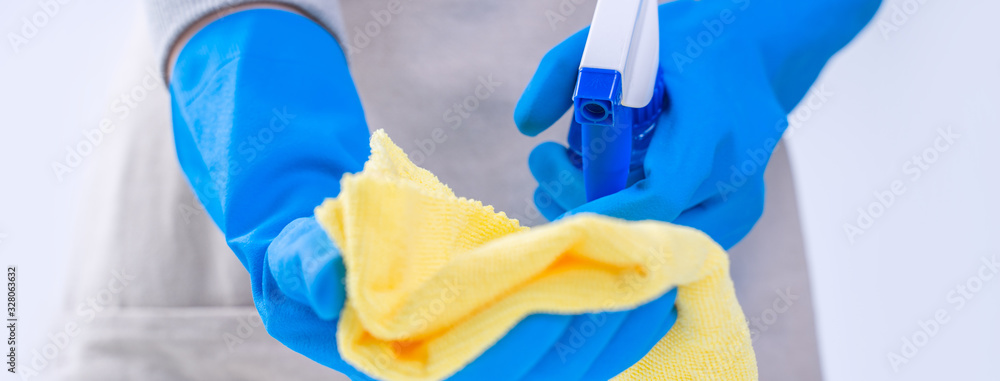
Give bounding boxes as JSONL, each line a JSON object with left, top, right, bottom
{"left": 579, "top": 0, "right": 660, "bottom": 108}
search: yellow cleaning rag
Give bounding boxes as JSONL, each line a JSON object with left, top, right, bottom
{"left": 315, "top": 130, "right": 757, "bottom": 381}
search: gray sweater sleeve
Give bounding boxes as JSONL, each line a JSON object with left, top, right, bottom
{"left": 143, "top": 0, "right": 347, "bottom": 79}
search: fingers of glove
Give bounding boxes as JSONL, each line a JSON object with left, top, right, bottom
{"left": 571, "top": 38, "right": 785, "bottom": 222}
{"left": 564, "top": 70, "right": 742, "bottom": 220}
{"left": 533, "top": 187, "right": 568, "bottom": 222}
{"left": 672, "top": 178, "right": 766, "bottom": 250}
{"left": 565, "top": 174, "right": 702, "bottom": 222}
{"left": 528, "top": 140, "right": 649, "bottom": 220}
{"left": 582, "top": 289, "right": 679, "bottom": 380}
{"left": 267, "top": 217, "right": 346, "bottom": 320}
{"left": 521, "top": 312, "right": 629, "bottom": 381}
{"left": 528, "top": 142, "right": 587, "bottom": 212}
{"left": 256, "top": 270, "right": 375, "bottom": 380}
{"left": 265, "top": 222, "right": 575, "bottom": 380}
{"left": 450, "top": 314, "right": 573, "bottom": 381}
{"left": 513, "top": 28, "right": 589, "bottom": 137}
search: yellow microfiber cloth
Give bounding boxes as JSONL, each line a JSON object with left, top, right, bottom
{"left": 315, "top": 130, "right": 757, "bottom": 381}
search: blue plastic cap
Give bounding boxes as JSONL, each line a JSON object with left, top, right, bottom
{"left": 573, "top": 68, "right": 622, "bottom": 127}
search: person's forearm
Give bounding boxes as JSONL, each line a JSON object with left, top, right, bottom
{"left": 143, "top": 0, "right": 348, "bottom": 83}
{"left": 739, "top": 0, "right": 884, "bottom": 111}
{"left": 170, "top": 11, "right": 367, "bottom": 256}
{"left": 165, "top": 3, "right": 305, "bottom": 82}
{"left": 750, "top": 0, "right": 882, "bottom": 48}
{"left": 165, "top": 11, "right": 372, "bottom": 376}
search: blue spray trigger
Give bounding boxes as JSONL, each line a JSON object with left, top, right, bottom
{"left": 568, "top": 66, "right": 667, "bottom": 201}
{"left": 571, "top": 68, "right": 631, "bottom": 201}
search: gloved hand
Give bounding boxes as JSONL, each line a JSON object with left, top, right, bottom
{"left": 515, "top": 0, "right": 881, "bottom": 249}
{"left": 168, "top": 8, "right": 607, "bottom": 381}
{"left": 169, "top": 9, "right": 373, "bottom": 379}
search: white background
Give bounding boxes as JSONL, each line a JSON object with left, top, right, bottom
{"left": 0, "top": 1, "right": 137, "bottom": 380}
{"left": 0, "top": 0, "right": 996, "bottom": 380}
{"left": 786, "top": 0, "right": 1000, "bottom": 379}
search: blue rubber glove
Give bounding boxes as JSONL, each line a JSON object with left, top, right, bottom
{"left": 516, "top": 0, "right": 881, "bottom": 248}
{"left": 170, "top": 9, "right": 373, "bottom": 379}
{"left": 169, "top": 9, "right": 587, "bottom": 381}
